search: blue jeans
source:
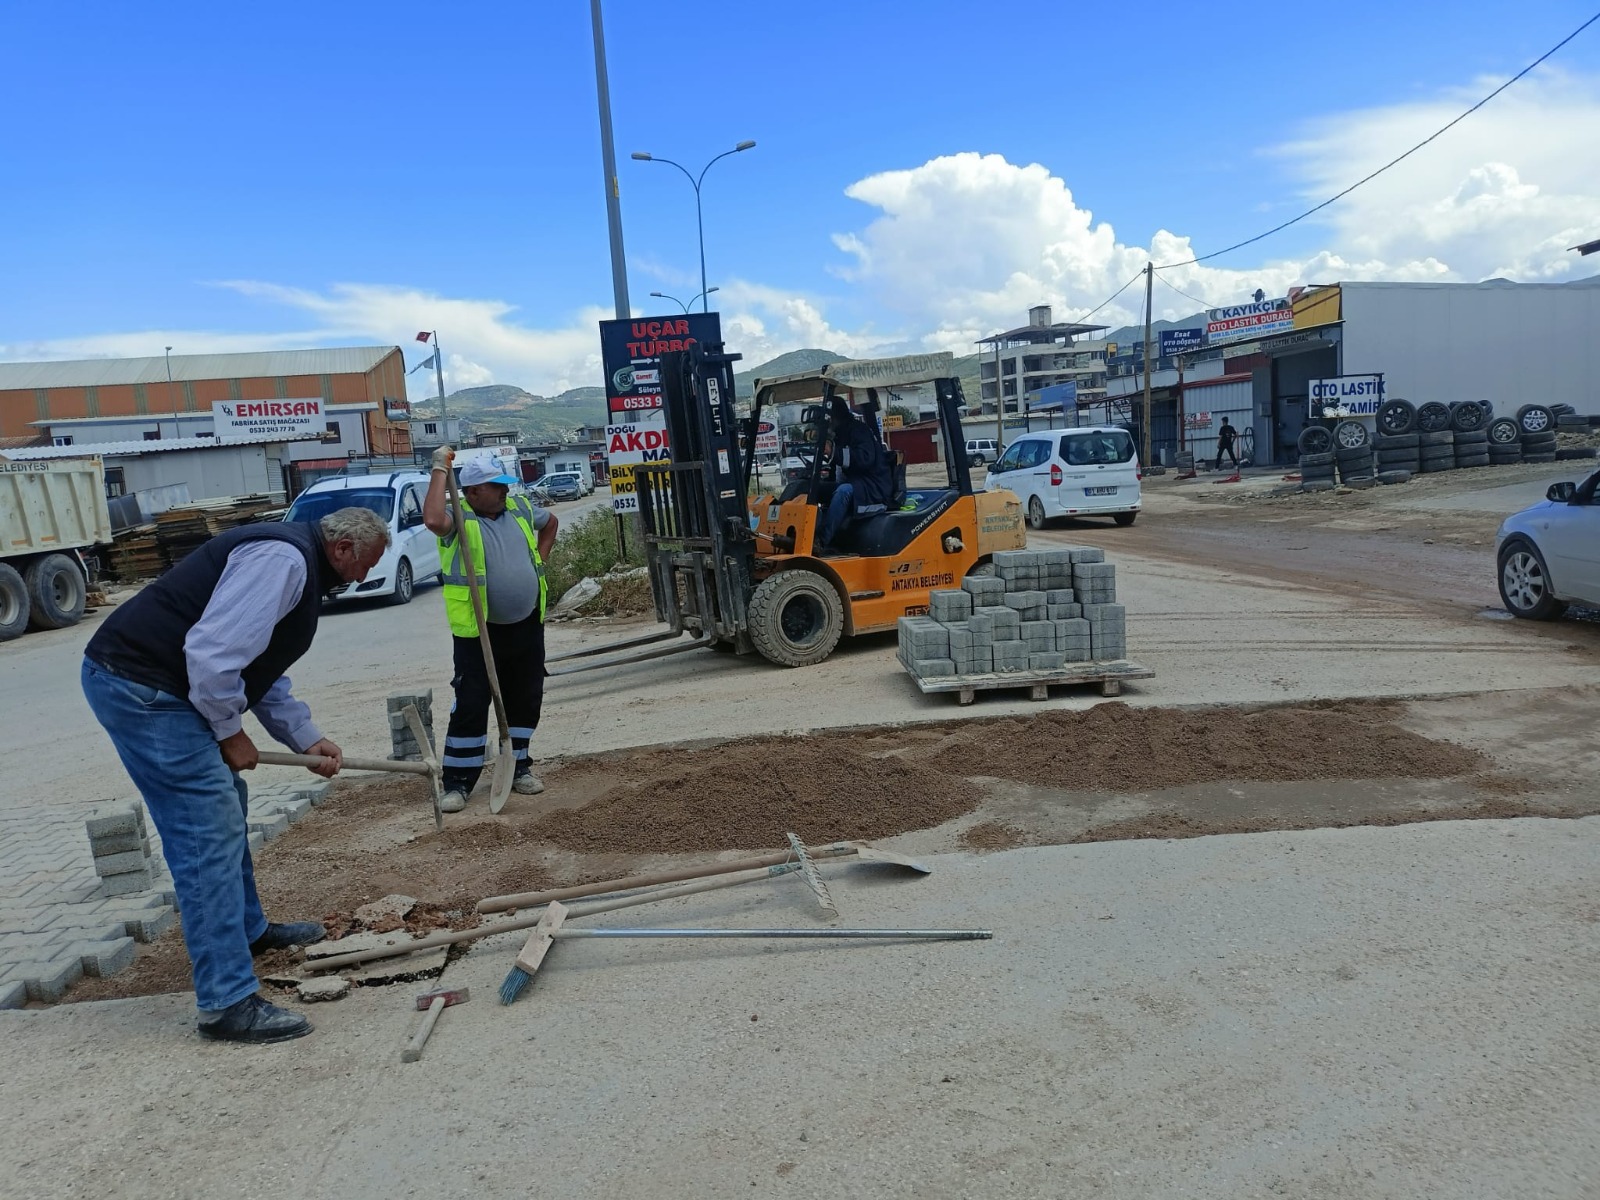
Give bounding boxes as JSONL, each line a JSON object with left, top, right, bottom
{"left": 81, "top": 658, "right": 267, "bottom": 1013}
{"left": 819, "top": 482, "right": 857, "bottom": 548}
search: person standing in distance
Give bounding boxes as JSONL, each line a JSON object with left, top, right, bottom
{"left": 81, "top": 506, "right": 391, "bottom": 1044}
{"left": 422, "top": 449, "right": 559, "bottom": 813}
{"left": 1214, "top": 417, "right": 1240, "bottom": 471}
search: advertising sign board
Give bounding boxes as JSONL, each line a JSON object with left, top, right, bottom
{"left": 598, "top": 313, "right": 721, "bottom": 513}
{"left": 1159, "top": 328, "right": 1205, "bottom": 357}
{"left": 754, "top": 419, "right": 780, "bottom": 454}
{"left": 1205, "top": 298, "right": 1293, "bottom": 345}
{"left": 1307, "top": 375, "right": 1386, "bottom": 418}
{"left": 212, "top": 398, "right": 323, "bottom": 441}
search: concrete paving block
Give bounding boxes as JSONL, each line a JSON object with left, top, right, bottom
{"left": 1061, "top": 641, "right": 1091, "bottom": 663}
{"left": 0, "top": 980, "right": 25, "bottom": 1010}
{"left": 912, "top": 657, "right": 956, "bottom": 679}
{"left": 1029, "top": 652, "right": 1067, "bottom": 671}
{"left": 71, "top": 936, "right": 137, "bottom": 978}
{"left": 85, "top": 829, "right": 145, "bottom": 856}
{"left": 298, "top": 975, "right": 350, "bottom": 1002}
{"left": 249, "top": 814, "right": 290, "bottom": 843}
{"left": 84, "top": 805, "right": 140, "bottom": 840}
{"left": 992, "top": 640, "right": 1030, "bottom": 672}
{"left": 928, "top": 589, "right": 973, "bottom": 623}
{"left": 247, "top": 831, "right": 265, "bottom": 856}
{"left": 294, "top": 781, "right": 333, "bottom": 806}
{"left": 124, "top": 907, "right": 177, "bottom": 943}
{"left": 20, "top": 956, "right": 85, "bottom": 1003}
{"left": 1036, "top": 548, "right": 1073, "bottom": 566}
{"left": 1047, "top": 603, "right": 1082, "bottom": 621}
{"left": 1066, "top": 546, "right": 1105, "bottom": 564}
{"left": 92, "top": 850, "right": 153, "bottom": 878}
{"left": 961, "top": 576, "right": 1005, "bottom": 604}
{"left": 99, "top": 869, "right": 155, "bottom": 897}
{"left": 1044, "top": 589, "right": 1076, "bottom": 605}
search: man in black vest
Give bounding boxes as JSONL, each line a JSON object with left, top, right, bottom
{"left": 81, "top": 507, "right": 390, "bottom": 1044}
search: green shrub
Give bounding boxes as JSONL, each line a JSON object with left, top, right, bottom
{"left": 545, "top": 508, "right": 645, "bottom": 603}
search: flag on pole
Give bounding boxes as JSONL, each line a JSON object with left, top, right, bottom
{"left": 416, "top": 331, "right": 432, "bottom": 343}
{"left": 408, "top": 353, "right": 437, "bottom": 374}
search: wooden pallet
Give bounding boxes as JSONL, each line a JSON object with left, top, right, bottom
{"left": 908, "top": 659, "right": 1155, "bottom": 706}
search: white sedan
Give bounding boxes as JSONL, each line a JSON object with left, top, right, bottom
{"left": 1496, "top": 468, "right": 1600, "bottom": 619}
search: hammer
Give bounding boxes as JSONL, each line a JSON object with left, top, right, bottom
{"left": 255, "top": 704, "right": 447, "bottom": 830}
{"left": 401, "top": 985, "right": 471, "bottom": 1063}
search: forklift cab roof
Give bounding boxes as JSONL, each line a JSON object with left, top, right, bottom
{"left": 752, "top": 351, "right": 957, "bottom": 406}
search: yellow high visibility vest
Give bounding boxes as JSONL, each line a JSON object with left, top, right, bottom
{"left": 437, "top": 495, "right": 548, "bottom": 637}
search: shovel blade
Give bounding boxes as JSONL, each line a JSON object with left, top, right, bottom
{"left": 487, "top": 737, "right": 517, "bottom": 814}
{"left": 845, "top": 842, "right": 933, "bottom": 874}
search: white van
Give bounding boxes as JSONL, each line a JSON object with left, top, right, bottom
{"left": 283, "top": 471, "right": 441, "bottom": 605}
{"left": 985, "top": 427, "right": 1142, "bottom": 529}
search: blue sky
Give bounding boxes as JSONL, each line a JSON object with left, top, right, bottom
{"left": 3, "top": 0, "right": 1598, "bottom": 394}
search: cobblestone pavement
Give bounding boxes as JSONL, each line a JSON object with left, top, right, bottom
{"left": 0, "top": 776, "right": 330, "bottom": 1008}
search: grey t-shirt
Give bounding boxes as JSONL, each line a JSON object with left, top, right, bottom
{"left": 449, "top": 501, "right": 551, "bottom": 625}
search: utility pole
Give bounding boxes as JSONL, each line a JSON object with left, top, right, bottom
{"left": 994, "top": 339, "right": 1004, "bottom": 452}
{"left": 1141, "top": 262, "right": 1154, "bottom": 470}
{"left": 590, "top": 0, "right": 630, "bottom": 319}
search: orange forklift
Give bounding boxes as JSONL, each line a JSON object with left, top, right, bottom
{"left": 547, "top": 343, "right": 1023, "bottom": 675}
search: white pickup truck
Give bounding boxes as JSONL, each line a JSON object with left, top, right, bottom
{"left": 0, "top": 458, "right": 112, "bottom": 640}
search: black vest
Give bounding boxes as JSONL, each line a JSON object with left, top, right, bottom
{"left": 86, "top": 522, "right": 334, "bottom": 709}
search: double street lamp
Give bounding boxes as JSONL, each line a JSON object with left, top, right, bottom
{"left": 631, "top": 141, "right": 756, "bottom": 312}
{"left": 649, "top": 287, "right": 718, "bottom": 314}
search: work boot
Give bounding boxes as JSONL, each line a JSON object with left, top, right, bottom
{"left": 249, "top": 920, "right": 327, "bottom": 956}
{"left": 198, "top": 994, "right": 312, "bottom": 1044}
{"left": 512, "top": 772, "right": 545, "bottom": 796}
{"left": 440, "top": 789, "right": 467, "bottom": 813}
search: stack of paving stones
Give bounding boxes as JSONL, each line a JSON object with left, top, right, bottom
{"left": 898, "top": 547, "right": 1127, "bottom": 681}
{"left": 0, "top": 776, "right": 333, "bottom": 1009}
{"left": 387, "top": 690, "right": 435, "bottom": 762}
{"left": 87, "top": 802, "right": 159, "bottom": 896}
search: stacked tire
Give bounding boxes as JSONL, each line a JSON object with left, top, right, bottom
{"left": 1299, "top": 451, "right": 1336, "bottom": 490}
{"left": 1419, "top": 430, "right": 1455, "bottom": 473}
{"left": 1453, "top": 428, "right": 1490, "bottom": 468}
{"left": 1487, "top": 418, "right": 1523, "bottom": 466}
{"left": 1517, "top": 403, "right": 1558, "bottom": 463}
{"left": 1553, "top": 402, "right": 1586, "bottom": 432}
{"left": 1374, "top": 432, "right": 1421, "bottom": 476}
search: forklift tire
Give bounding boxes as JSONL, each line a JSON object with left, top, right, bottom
{"left": 748, "top": 569, "right": 844, "bottom": 668}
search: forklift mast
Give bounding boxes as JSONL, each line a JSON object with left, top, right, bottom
{"left": 634, "top": 341, "right": 753, "bottom": 642}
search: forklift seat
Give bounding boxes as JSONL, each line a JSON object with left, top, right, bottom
{"left": 829, "top": 488, "right": 959, "bottom": 559}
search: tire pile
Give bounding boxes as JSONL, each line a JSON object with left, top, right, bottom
{"left": 1298, "top": 398, "right": 1595, "bottom": 493}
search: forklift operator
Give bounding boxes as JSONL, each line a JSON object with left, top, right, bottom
{"left": 817, "top": 398, "right": 893, "bottom": 551}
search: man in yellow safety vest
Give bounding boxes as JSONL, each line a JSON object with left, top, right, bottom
{"left": 422, "top": 449, "right": 559, "bottom": 812}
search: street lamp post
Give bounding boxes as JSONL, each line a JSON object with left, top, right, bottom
{"left": 631, "top": 142, "right": 755, "bottom": 312}
{"left": 648, "top": 287, "right": 719, "bottom": 315}
{"left": 164, "top": 346, "right": 179, "bottom": 439}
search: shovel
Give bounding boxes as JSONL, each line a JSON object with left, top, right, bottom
{"left": 447, "top": 468, "right": 517, "bottom": 814}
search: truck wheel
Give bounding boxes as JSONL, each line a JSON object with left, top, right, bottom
{"left": 0, "top": 563, "right": 29, "bottom": 640}
{"left": 24, "top": 554, "right": 85, "bottom": 630}
{"left": 748, "top": 569, "right": 844, "bottom": 667}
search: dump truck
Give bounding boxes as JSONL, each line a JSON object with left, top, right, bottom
{"left": 0, "top": 458, "right": 112, "bottom": 640}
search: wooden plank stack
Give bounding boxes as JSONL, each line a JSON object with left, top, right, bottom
{"left": 107, "top": 496, "right": 286, "bottom": 580}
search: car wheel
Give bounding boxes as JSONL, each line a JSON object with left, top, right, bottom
{"left": 1449, "top": 402, "right": 1486, "bottom": 433}
{"left": 388, "top": 558, "right": 414, "bottom": 606}
{"left": 1333, "top": 420, "right": 1370, "bottom": 450}
{"left": 1516, "top": 404, "right": 1555, "bottom": 435}
{"left": 1416, "top": 402, "right": 1452, "bottom": 432}
{"left": 1487, "top": 418, "right": 1521, "bottom": 446}
{"left": 1027, "top": 496, "right": 1047, "bottom": 530}
{"left": 1297, "top": 426, "right": 1332, "bottom": 455}
{"left": 1498, "top": 538, "right": 1566, "bottom": 621}
{"left": 1376, "top": 400, "right": 1417, "bottom": 436}
{"left": 1113, "top": 511, "right": 1137, "bottom": 527}
{"left": 969, "top": 454, "right": 986, "bottom": 468}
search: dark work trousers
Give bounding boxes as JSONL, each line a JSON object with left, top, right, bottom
{"left": 1214, "top": 441, "right": 1239, "bottom": 470}
{"left": 442, "top": 611, "right": 546, "bottom": 794}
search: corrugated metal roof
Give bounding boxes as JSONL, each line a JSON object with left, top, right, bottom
{"left": 2, "top": 433, "right": 323, "bottom": 460}
{"left": 33, "top": 401, "right": 378, "bottom": 426}
{"left": 0, "top": 346, "right": 398, "bottom": 391}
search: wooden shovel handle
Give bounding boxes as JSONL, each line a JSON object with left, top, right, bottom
{"left": 256, "top": 751, "right": 433, "bottom": 776}
{"left": 446, "top": 468, "right": 511, "bottom": 738}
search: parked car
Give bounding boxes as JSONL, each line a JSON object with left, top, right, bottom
{"left": 283, "top": 471, "right": 440, "bottom": 605}
{"left": 985, "top": 427, "right": 1143, "bottom": 529}
{"left": 539, "top": 472, "right": 584, "bottom": 502}
{"left": 1496, "top": 468, "right": 1600, "bottom": 620}
{"left": 965, "top": 438, "right": 999, "bottom": 467}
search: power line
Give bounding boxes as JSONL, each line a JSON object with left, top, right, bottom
{"left": 1154, "top": 273, "right": 1218, "bottom": 311}
{"left": 1071, "top": 269, "right": 1146, "bottom": 326}
{"left": 1155, "top": 8, "right": 1600, "bottom": 269}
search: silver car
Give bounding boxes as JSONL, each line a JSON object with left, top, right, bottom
{"left": 1496, "top": 469, "right": 1600, "bottom": 619}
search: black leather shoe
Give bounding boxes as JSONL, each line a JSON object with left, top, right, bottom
{"left": 249, "top": 920, "right": 327, "bottom": 956}
{"left": 197, "top": 994, "right": 313, "bottom": 1044}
